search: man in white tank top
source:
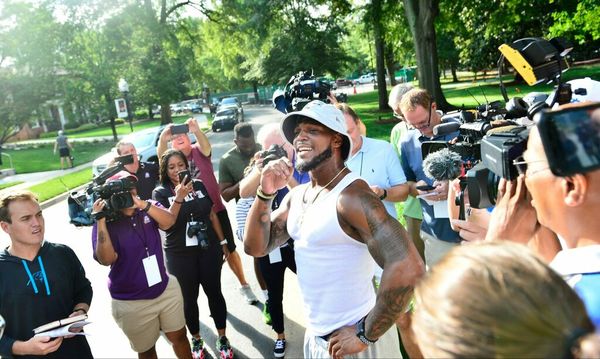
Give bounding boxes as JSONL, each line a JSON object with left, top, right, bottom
{"left": 243, "top": 100, "right": 425, "bottom": 359}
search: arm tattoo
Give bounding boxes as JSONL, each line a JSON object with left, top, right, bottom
{"left": 266, "top": 217, "right": 288, "bottom": 253}
{"left": 367, "top": 285, "right": 413, "bottom": 339}
{"left": 361, "top": 194, "right": 409, "bottom": 265}
{"left": 98, "top": 231, "right": 106, "bottom": 244}
{"left": 359, "top": 191, "right": 415, "bottom": 339}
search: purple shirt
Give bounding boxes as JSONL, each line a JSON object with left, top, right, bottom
{"left": 92, "top": 201, "right": 168, "bottom": 300}
{"left": 188, "top": 146, "right": 226, "bottom": 213}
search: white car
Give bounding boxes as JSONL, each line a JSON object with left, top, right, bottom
{"left": 353, "top": 74, "right": 376, "bottom": 85}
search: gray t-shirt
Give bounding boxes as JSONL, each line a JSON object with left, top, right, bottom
{"left": 56, "top": 135, "right": 68, "bottom": 149}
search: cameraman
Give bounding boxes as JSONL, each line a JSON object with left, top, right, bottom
{"left": 398, "top": 89, "right": 461, "bottom": 267}
{"left": 91, "top": 171, "right": 192, "bottom": 359}
{"left": 487, "top": 102, "right": 600, "bottom": 327}
{"left": 115, "top": 141, "right": 159, "bottom": 200}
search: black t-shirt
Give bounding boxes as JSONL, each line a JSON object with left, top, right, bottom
{"left": 134, "top": 162, "right": 159, "bottom": 200}
{"left": 152, "top": 180, "right": 218, "bottom": 255}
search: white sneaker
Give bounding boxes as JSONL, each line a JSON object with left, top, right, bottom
{"left": 239, "top": 284, "right": 258, "bottom": 304}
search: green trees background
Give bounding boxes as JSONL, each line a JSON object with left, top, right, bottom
{"left": 0, "top": 0, "right": 598, "bottom": 143}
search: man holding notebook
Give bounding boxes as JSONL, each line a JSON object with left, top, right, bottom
{"left": 0, "top": 190, "right": 93, "bottom": 358}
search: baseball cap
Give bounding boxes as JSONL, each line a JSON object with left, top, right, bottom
{"left": 108, "top": 170, "right": 138, "bottom": 182}
{"left": 280, "top": 100, "right": 353, "bottom": 160}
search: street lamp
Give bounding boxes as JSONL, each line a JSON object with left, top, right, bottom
{"left": 118, "top": 78, "right": 134, "bottom": 131}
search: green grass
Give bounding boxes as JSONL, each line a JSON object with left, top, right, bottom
{"left": 0, "top": 141, "right": 115, "bottom": 173}
{"left": 0, "top": 181, "right": 24, "bottom": 190}
{"left": 39, "top": 114, "right": 193, "bottom": 139}
{"left": 28, "top": 167, "right": 92, "bottom": 203}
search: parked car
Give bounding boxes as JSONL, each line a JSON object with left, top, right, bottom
{"left": 92, "top": 125, "right": 196, "bottom": 177}
{"left": 170, "top": 103, "right": 184, "bottom": 114}
{"left": 212, "top": 108, "right": 240, "bottom": 132}
{"left": 353, "top": 74, "right": 376, "bottom": 85}
{"left": 151, "top": 105, "right": 161, "bottom": 115}
{"left": 336, "top": 78, "right": 353, "bottom": 87}
{"left": 217, "top": 97, "right": 243, "bottom": 120}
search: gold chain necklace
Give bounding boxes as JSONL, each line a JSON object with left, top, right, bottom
{"left": 300, "top": 166, "right": 347, "bottom": 225}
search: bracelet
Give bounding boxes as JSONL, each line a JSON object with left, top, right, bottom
{"left": 356, "top": 316, "right": 378, "bottom": 345}
{"left": 143, "top": 201, "right": 152, "bottom": 212}
{"left": 219, "top": 239, "right": 228, "bottom": 245}
{"left": 256, "top": 186, "right": 277, "bottom": 201}
{"left": 73, "top": 307, "right": 87, "bottom": 315}
{"left": 174, "top": 199, "right": 184, "bottom": 204}
{"left": 379, "top": 189, "right": 388, "bottom": 200}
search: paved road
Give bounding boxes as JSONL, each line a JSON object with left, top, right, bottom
{"left": 0, "top": 105, "right": 307, "bottom": 359}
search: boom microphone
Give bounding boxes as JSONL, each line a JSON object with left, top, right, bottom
{"left": 423, "top": 148, "right": 463, "bottom": 181}
{"left": 433, "top": 122, "right": 461, "bottom": 136}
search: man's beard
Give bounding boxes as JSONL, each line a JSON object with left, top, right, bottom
{"left": 296, "top": 147, "right": 332, "bottom": 172}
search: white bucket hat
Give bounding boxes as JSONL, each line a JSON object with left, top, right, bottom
{"left": 280, "top": 100, "right": 353, "bottom": 160}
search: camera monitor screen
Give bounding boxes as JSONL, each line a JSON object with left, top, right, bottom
{"left": 538, "top": 103, "right": 600, "bottom": 176}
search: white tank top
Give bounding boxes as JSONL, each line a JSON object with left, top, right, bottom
{"left": 288, "top": 171, "right": 376, "bottom": 336}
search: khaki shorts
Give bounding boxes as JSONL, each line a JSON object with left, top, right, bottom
{"left": 111, "top": 275, "right": 185, "bottom": 353}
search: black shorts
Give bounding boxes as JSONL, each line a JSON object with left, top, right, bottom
{"left": 217, "top": 209, "right": 237, "bottom": 252}
{"left": 59, "top": 148, "right": 70, "bottom": 157}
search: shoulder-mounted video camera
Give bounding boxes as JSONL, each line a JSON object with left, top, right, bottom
{"left": 68, "top": 154, "right": 136, "bottom": 226}
{"left": 273, "top": 71, "right": 347, "bottom": 114}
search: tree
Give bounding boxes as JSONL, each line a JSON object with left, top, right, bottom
{"left": 403, "top": 0, "right": 453, "bottom": 110}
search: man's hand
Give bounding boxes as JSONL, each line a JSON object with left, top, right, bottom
{"left": 260, "top": 158, "right": 293, "bottom": 194}
{"left": 451, "top": 219, "right": 487, "bottom": 243}
{"left": 13, "top": 336, "right": 63, "bottom": 356}
{"left": 186, "top": 117, "right": 200, "bottom": 133}
{"left": 486, "top": 176, "right": 539, "bottom": 243}
{"left": 328, "top": 325, "right": 368, "bottom": 359}
{"left": 369, "top": 185, "right": 385, "bottom": 199}
{"left": 159, "top": 124, "right": 173, "bottom": 143}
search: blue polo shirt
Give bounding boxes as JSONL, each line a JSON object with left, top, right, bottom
{"left": 400, "top": 128, "right": 461, "bottom": 243}
{"left": 346, "top": 136, "right": 407, "bottom": 217}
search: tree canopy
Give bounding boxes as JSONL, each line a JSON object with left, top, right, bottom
{"left": 0, "top": 0, "right": 597, "bottom": 142}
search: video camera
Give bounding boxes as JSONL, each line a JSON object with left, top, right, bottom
{"left": 68, "top": 154, "right": 136, "bottom": 226}
{"left": 273, "top": 71, "right": 347, "bottom": 113}
{"left": 422, "top": 36, "right": 585, "bottom": 214}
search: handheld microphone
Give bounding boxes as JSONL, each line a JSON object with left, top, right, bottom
{"left": 423, "top": 148, "right": 463, "bottom": 181}
{"left": 433, "top": 122, "right": 461, "bottom": 136}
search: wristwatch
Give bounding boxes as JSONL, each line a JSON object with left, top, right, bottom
{"left": 356, "top": 316, "right": 378, "bottom": 345}
{"left": 379, "top": 189, "right": 388, "bottom": 200}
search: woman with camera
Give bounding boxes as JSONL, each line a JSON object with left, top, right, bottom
{"left": 152, "top": 149, "right": 232, "bottom": 359}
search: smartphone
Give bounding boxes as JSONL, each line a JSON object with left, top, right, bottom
{"left": 416, "top": 184, "right": 436, "bottom": 191}
{"left": 177, "top": 170, "right": 191, "bottom": 185}
{"left": 537, "top": 103, "right": 600, "bottom": 176}
{"left": 171, "top": 124, "right": 189, "bottom": 135}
